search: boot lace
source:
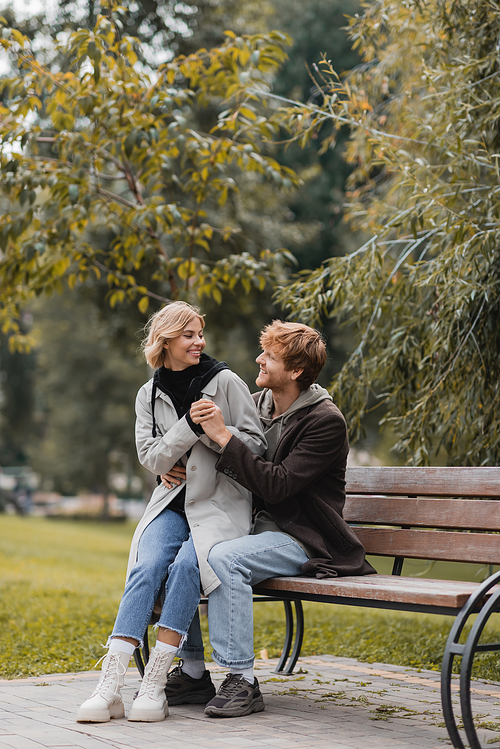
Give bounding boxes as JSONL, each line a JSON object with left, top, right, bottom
{"left": 138, "top": 650, "right": 172, "bottom": 698}
{"left": 90, "top": 652, "right": 127, "bottom": 698}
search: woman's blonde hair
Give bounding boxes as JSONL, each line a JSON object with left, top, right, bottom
{"left": 142, "top": 302, "right": 205, "bottom": 369}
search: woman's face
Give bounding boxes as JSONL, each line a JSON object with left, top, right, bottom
{"left": 165, "top": 319, "right": 206, "bottom": 370}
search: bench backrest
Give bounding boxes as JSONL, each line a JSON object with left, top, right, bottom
{"left": 344, "top": 467, "right": 500, "bottom": 568}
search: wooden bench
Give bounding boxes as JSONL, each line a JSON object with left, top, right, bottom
{"left": 253, "top": 466, "right": 500, "bottom": 749}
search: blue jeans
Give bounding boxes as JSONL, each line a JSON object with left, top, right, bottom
{"left": 110, "top": 507, "right": 204, "bottom": 657}
{"left": 205, "top": 532, "right": 308, "bottom": 669}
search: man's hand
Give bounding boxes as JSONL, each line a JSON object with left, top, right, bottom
{"left": 197, "top": 402, "right": 232, "bottom": 448}
{"left": 160, "top": 463, "right": 187, "bottom": 489}
{"left": 190, "top": 398, "right": 217, "bottom": 424}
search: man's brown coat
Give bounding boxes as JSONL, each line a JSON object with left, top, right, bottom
{"left": 215, "top": 396, "right": 375, "bottom": 578}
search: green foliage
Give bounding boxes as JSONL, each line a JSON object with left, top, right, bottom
{"left": 273, "top": 0, "right": 500, "bottom": 465}
{"left": 0, "top": 7, "right": 299, "bottom": 348}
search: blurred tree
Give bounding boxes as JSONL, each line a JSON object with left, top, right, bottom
{"left": 0, "top": 319, "right": 35, "bottom": 465}
{"left": 4, "top": 0, "right": 274, "bottom": 65}
{"left": 28, "top": 290, "right": 147, "bottom": 502}
{"left": 0, "top": 9, "right": 298, "bottom": 350}
{"left": 274, "top": 0, "right": 500, "bottom": 466}
{"left": 270, "top": 0, "right": 362, "bottom": 270}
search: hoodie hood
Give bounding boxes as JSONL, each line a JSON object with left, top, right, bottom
{"left": 256, "top": 384, "right": 332, "bottom": 460}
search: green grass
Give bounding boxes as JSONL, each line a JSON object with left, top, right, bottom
{"left": 1, "top": 516, "right": 499, "bottom": 681}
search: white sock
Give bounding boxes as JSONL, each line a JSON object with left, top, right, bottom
{"left": 109, "top": 639, "right": 136, "bottom": 657}
{"left": 154, "top": 640, "right": 179, "bottom": 655}
{"left": 230, "top": 666, "right": 254, "bottom": 685}
{"left": 181, "top": 658, "right": 206, "bottom": 679}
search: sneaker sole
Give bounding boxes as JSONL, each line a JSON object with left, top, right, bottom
{"left": 166, "top": 688, "right": 216, "bottom": 706}
{"left": 205, "top": 696, "right": 265, "bottom": 718}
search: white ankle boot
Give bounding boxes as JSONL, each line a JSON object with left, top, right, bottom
{"left": 127, "top": 648, "right": 176, "bottom": 722}
{"left": 76, "top": 650, "right": 130, "bottom": 723}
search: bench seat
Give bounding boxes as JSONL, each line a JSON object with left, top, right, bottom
{"left": 255, "top": 574, "right": 499, "bottom": 612}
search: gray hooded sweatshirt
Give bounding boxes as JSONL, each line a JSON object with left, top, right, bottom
{"left": 251, "top": 384, "right": 332, "bottom": 555}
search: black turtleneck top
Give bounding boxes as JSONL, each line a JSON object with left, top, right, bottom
{"left": 151, "top": 354, "right": 229, "bottom": 515}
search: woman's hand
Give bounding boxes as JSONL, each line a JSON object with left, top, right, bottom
{"left": 160, "top": 463, "right": 187, "bottom": 489}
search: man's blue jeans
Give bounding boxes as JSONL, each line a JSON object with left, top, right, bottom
{"left": 205, "top": 532, "right": 308, "bottom": 669}
{"left": 110, "top": 506, "right": 204, "bottom": 658}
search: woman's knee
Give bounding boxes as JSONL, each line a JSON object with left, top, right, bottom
{"left": 131, "top": 553, "right": 170, "bottom": 582}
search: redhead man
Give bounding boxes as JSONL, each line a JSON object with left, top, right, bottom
{"left": 163, "top": 321, "right": 375, "bottom": 717}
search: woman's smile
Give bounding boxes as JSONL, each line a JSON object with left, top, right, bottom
{"left": 166, "top": 322, "right": 206, "bottom": 370}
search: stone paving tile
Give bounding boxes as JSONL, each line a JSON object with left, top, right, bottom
{"left": 1, "top": 656, "right": 500, "bottom": 748}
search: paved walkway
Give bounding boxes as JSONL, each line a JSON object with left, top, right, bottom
{"left": 1, "top": 656, "right": 500, "bottom": 749}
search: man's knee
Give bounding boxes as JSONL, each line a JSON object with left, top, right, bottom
{"left": 208, "top": 542, "right": 232, "bottom": 575}
{"left": 209, "top": 537, "right": 262, "bottom": 579}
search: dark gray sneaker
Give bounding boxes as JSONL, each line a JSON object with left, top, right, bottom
{"left": 204, "top": 674, "right": 265, "bottom": 717}
{"left": 164, "top": 664, "right": 216, "bottom": 705}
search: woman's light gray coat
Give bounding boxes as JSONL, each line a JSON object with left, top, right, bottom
{"left": 127, "top": 369, "right": 266, "bottom": 595}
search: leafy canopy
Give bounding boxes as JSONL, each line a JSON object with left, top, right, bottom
{"left": 0, "top": 6, "right": 297, "bottom": 350}
{"left": 273, "top": 0, "right": 500, "bottom": 465}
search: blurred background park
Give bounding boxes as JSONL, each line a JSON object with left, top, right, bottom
{"left": 1, "top": 0, "right": 500, "bottom": 680}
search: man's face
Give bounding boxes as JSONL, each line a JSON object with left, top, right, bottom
{"left": 255, "top": 348, "right": 294, "bottom": 392}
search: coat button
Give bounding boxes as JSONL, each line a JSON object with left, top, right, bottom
{"left": 223, "top": 468, "right": 229, "bottom": 474}
{"left": 190, "top": 465, "right": 197, "bottom": 471}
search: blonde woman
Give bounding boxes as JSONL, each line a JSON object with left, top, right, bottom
{"left": 76, "top": 302, "right": 265, "bottom": 724}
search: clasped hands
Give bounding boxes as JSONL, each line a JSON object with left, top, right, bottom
{"left": 160, "top": 398, "right": 231, "bottom": 489}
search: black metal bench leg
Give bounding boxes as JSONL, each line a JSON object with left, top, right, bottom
{"left": 441, "top": 622, "right": 466, "bottom": 749}
{"left": 273, "top": 600, "right": 304, "bottom": 674}
{"left": 441, "top": 570, "right": 500, "bottom": 749}
{"left": 133, "top": 628, "right": 151, "bottom": 678}
{"left": 273, "top": 600, "right": 294, "bottom": 673}
{"left": 460, "top": 576, "right": 500, "bottom": 749}
{"left": 133, "top": 646, "right": 145, "bottom": 677}
{"left": 281, "top": 600, "right": 304, "bottom": 675}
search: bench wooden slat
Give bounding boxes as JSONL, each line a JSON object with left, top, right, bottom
{"left": 346, "top": 466, "right": 500, "bottom": 497}
{"left": 344, "top": 496, "right": 500, "bottom": 530}
{"left": 353, "top": 527, "right": 500, "bottom": 564}
{"left": 254, "top": 575, "right": 498, "bottom": 609}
